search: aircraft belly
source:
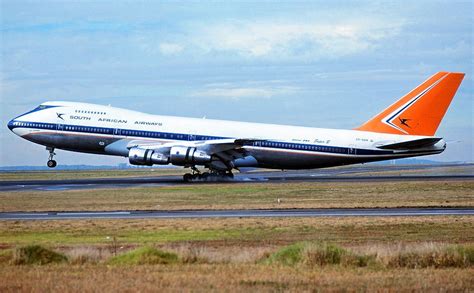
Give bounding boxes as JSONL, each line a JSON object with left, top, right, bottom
{"left": 247, "top": 148, "right": 353, "bottom": 169}
{"left": 24, "top": 132, "right": 118, "bottom": 154}
{"left": 246, "top": 148, "right": 443, "bottom": 170}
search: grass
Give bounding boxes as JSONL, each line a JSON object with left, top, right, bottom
{"left": 0, "top": 176, "right": 473, "bottom": 290}
{"left": 0, "top": 168, "right": 185, "bottom": 181}
{"left": 302, "top": 242, "right": 351, "bottom": 266}
{"left": 0, "top": 249, "right": 13, "bottom": 264}
{"left": 265, "top": 242, "right": 376, "bottom": 267}
{"left": 264, "top": 242, "right": 305, "bottom": 266}
{"left": 107, "top": 246, "right": 178, "bottom": 265}
{"left": 2, "top": 242, "right": 472, "bottom": 269}
{"left": 1, "top": 216, "right": 473, "bottom": 246}
{"left": 12, "top": 245, "right": 67, "bottom": 265}
{"left": 0, "top": 243, "right": 473, "bottom": 291}
{"left": 340, "top": 164, "right": 474, "bottom": 177}
{"left": 266, "top": 242, "right": 474, "bottom": 269}
{"left": 0, "top": 216, "right": 473, "bottom": 291}
{"left": 385, "top": 244, "right": 474, "bottom": 268}
{"left": 0, "top": 225, "right": 249, "bottom": 245}
{"left": 1, "top": 264, "right": 472, "bottom": 292}
{"left": 1, "top": 180, "right": 473, "bottom": 212}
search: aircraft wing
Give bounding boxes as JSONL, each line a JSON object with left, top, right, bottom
{"left": 193, "top": 138, "right": 263, "bottom": 154}
{"left": 127, "top": 138, "right": 264, "bottom": 164}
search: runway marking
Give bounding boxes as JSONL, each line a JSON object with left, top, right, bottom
{"left": 56, "top": 211, "right": 131, "bottom": 216}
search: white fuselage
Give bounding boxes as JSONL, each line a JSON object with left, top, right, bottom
{"left": 8, "top": 101, "right": 445, "bottom": 169}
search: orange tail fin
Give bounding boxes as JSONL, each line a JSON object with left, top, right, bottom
{"left": 356, "top": 72, "right": 465, "bottom": 136}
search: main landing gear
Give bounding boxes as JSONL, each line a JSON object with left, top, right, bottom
{"left": 46, "top": 147, "right": 57, "bottom": 168}
{"left": 183, "top": 167, "right": 234, "bottom": 182}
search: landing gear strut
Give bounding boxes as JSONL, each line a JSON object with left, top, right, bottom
{"left": 46, "top": 147, "right": 57, "bottom": 168}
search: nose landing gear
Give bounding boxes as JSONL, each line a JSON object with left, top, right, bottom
{"left": 46, "top": 147, "right": 57, "bottom": 168}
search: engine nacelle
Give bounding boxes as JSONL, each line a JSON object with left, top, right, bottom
{"left": 169, "top": 146, "right": 212, "bottom": 166}
{"left": 128, "top": 147, "right": 169, "bottom": 166}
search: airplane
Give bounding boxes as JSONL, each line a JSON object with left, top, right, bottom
{"left": 7, "top": 72, "right": 465, "bottom": 181}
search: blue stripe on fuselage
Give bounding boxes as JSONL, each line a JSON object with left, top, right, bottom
{"left": 9, "top": 121, "right": 395, "bottom": 156}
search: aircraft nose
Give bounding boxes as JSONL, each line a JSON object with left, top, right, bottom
{"left": 7, "top": 119, "right": 15, "bottom": 131}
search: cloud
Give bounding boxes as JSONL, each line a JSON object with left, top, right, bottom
{"left": 188, "top": 19, "right": 405, "bottom": 59}
{"left": 128, "top": 18, "right": 405, "bottom": 59}
{"left": 189, "top": 84, "right": 299, "bottom": 100}
{"left": 158, "top": 42, "right": 184, "bottom": 55}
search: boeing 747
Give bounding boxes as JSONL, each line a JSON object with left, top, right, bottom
{"left": 7, "top": 72, "right": 465, "bottom": 181}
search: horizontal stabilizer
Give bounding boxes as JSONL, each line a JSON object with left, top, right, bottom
{"left": 377, "top": 137, "right": 442, "bottom": 150}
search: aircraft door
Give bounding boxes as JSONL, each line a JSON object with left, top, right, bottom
{"left": 348, "top": 144, "right": 357, "bottom": 155}
{"left": 187, "top": 128, "right": 197, "bottom": 141}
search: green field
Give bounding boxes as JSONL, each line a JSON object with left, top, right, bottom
{"left": 0, "top": 216, "right": 473, "bottom": 291}
{"left": 1, "top": 180, "right": 472, "bottom": 212}
{"left": 0, "top": 167, "right": 473, "bottom": 291}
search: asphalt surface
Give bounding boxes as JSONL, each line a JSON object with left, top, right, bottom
{"left": 1, "top": 208, "right": 473, "bottom": 220}
{"left": 1, "top": 167, "right": 473, "bottom": 192}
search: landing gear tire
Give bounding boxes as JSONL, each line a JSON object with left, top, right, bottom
{"left": 183, "top": 173, "right": 193, "bottom": 182}
{"left": 183, "top": 170, "right": 233, "bottom": 182}
{"left": 47, "top": 160, "right": 57, "bottom": 168}
{"left": 46, "top": 147, "right": 57, "bottom": 168}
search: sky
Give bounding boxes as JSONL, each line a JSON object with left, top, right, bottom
{"left": 0, "top": 0, "right": 472, "bottom": 166}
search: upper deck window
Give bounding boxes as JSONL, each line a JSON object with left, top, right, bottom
{"left": 75, "top": 109, "right": 107, "bottom": 115}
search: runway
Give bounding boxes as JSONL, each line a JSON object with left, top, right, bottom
{"left": 1, "top": 170, "right": 473, "bottom": 192}
{"left": 1, "top": 208, "right": 473, "bottom": 220}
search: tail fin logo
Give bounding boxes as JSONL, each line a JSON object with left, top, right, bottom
{"left": 381, "top": 73, "right": 448, "bottom": 134}
{"left": 398, "top": 118, "right": 411, "bottom": 128}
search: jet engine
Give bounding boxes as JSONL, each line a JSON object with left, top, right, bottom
{"left": 128, "top": 147, "right": 169, "bottom": 166}
{"left": 169, "top": 146, "right": 212, "bottom": 166}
